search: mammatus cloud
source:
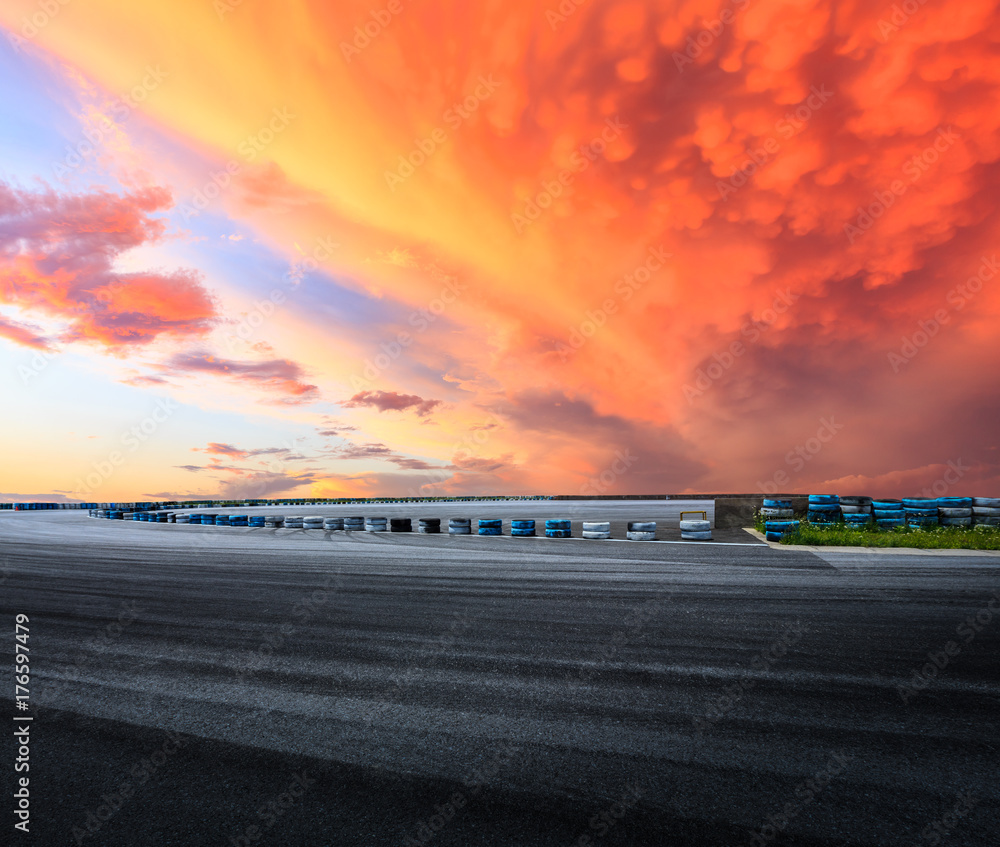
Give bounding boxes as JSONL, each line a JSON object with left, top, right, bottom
{"left": 3, "top": 0, "right": 1000, "bottom": 497}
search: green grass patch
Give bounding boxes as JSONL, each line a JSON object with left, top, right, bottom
{"left": 782, "top": 521, "right": 1000, "bottom": 550}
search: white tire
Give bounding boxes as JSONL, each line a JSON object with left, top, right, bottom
{"left": 679, "top": 519, "right": 710, "bottom": 532}
{"left": 681, "top": 530, "right": 713, "bottom": 540}
{"left": 582, "top": 530, "right": 611, "bottom": 540}
{"left": 760, "top": 508, "right": 793, "bottom": 518}
{"left": 839, "top": 505, "right": 871, "bottom": 514}
{"left": 626, "top": 531, "right": 656, "bottom": 541}
{"left": 972, "top": 506, "right": 1000, "bottom": 517}
{"left": 972, "top": 497, "right": 1000, "bottom": 507}
{"left": 939, "top": 507, "right": 973, "bottom": 517}
{"left": 582, "top": 521, "right": 611, "bottom": 532}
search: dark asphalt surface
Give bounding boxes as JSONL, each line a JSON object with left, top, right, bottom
{"left": 1, "top": 508, "right": 998, "bottom": 846}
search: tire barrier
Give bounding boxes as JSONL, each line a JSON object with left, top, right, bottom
{"left": 285, "top": 516, "right": 304, "bottom": 529}
{"left": 449, "top": 518, "right": 471, "bottom": 535}
{"left": 764, "top": 519, "right": 798, "bottom": 543}
{"left": 249, "top": 516, "right": 266, "bottom": 527}
{"left": 581, "top": 521, "right": 610, "bottom": 540}
{"left": 417, "top": 518, "right": 441, "bottom": 534}
{"left": 807, "top": 494, "right": 841, "bottom": 525}
{"left": 545, "top": 519, "right": 571, "bottom": 538}
{"left": 680, "top": 518, "right": 711, "bottom": 541}
{"left": 323, "top": 517, "right": 344, "bottom": 531}
{"left": 390, "top": 518, "right": 412, "bottom": 533}
{"left": 872, "top": 499, "right": 903, "bottom": 510}
{"left": 972, "top": 501, "right": 1000, "bottom": 527}
{"left": 478, "top": 519, "right": 502, "bottom": 536}
{"left": 937, "top": 497, "right": 972, "bottom": 509}
{"left": 343, "top": 517, "right": 364, "bottom": 531}
{"left": 903, "top": 498, "right": 938, "bottom": 527}
{"left": 511, "top": 519, "right": 535, "bottom": 537}
{"left": 627, "top": 520, "right": 656, "bottom": 541}
{"left": 763, "top": 499, "right": 792, "bottom": 509}
{"left": 940, "top": 517, "right": 973, "bottom": 527}
{"left": 365, "top": 517, "right": 388, "bottom": 532}
{"left": 938, "top": 507, "right": 973, "bottom": 518}
{"left": 303, "top": 516, "right": 324, "bottom": 529}
{"left": 265, "top": 516, "right": 284, "bottom": 528}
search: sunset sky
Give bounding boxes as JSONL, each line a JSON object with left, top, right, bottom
{"left": 1, "top": 0, "right": 998, "bottom": 501}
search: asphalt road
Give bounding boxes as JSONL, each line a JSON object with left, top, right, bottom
{"left": 1, "top": 508, "right": 998, "bottom": 846}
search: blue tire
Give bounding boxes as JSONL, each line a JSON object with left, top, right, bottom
{"left": 808, "top": 495, "right": 839, "bottom": 505}
{"left": 937, "top": 497, "right": 972, "bottom": 508}
{"left": 872, "top": 500, "right": 903, "bottom": 510}
{"left": 902, "top": 498, "right": 935, "bottom": 509}
{"left": 545, "top": 519, "right": 571, "bottom": 530}
{"left": 765, "top": 531, "right": 784, "bottom": 542}
{"left": 511, "top": 520, "right": 535, "bottom": 530}
{"left": 478, "top": 526, "right": 502, "bottom": 536}
{"left": 511, "top": 528, "right": 535, "bottom": 536}
{"left": 765, "top": 520, "right": 799, "bottom": 531}
{"left": 545, "top": 529, "right": 571, "bottom": 538}
{"left": 763, "top": 499, "right": 792, "bottom": 509}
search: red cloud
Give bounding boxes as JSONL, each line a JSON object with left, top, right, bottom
{"left": 167, "top": 352, "right": 319, "bottom": 404}
{"left": 0, "top": 181, "right": 217, "bottom": 350}
{"left": 343, "top": 390, "right": 441, "bottom": 416}
{"left": 0, "top": 314, "right": 52, "bottom": 350}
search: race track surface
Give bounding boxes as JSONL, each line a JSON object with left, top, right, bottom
{"left": 1, "top": 507, "right": 998, "bottom": 846}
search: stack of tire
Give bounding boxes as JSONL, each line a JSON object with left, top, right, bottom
{"left": 627, "top": 520, "right": 656, "bottom": 541}
{"left": 545, "top": 519, "right": 571, "bottom": 538}
{"left": 680, "top": 518, "right": 712, "bottom": 541}
{"left": 249, "top": 516, "right": 266, "bottom": 527}
{"left": 343, "top": 516, "right": 364, "bottom": 532}
{"left": 365, "top": 516, "right": 388, "bottom": 532}
{"left": 582, "top": 520, "right": 610, "bottom": 540}
{"left": 763, "top": 520, "right": 798, "bottom": 542}
{"left": 937, "top": 497, "right": 972, "bottom": 528}
{"left": 303, "top": 516, "right": 324, "bottom": 530}
{"left": 285, "top": 516, "right": 304, "bottom": 529}
{"left": 417, "top": 518, "right": 440, "bottom": 534}
{"left": 478, "top": 519, "right": 502, "bottom": 536}
{"left": 323, "top": 517, "right": 344, "bottom": 531}
{"left": 839, "top": 496, "right": 873, "bottom": 527}
{"left": 265, "top": 515, "right": 284, "bottom": 528}
{"left": 872, "top": 499, "right": 905, "bottom": 528}
{"left": 761, "top": 499, "right": 794, "bottom": 520}
{"left": 902, "top": 498, "right": 938, "bottom": 527}
{"left": 511, "top": 519, "right": 535, "bottom": 537}
{"left": 808, "top": 495, "right": 841, "bottom": 526}
{"left": 973, "top": 497, "right": 1000, "bottom": 527}
{"left": 391, "top": 518, "right": 412, "bottom": 533}
{"left": 449, "top": 518, "right": 471, "bottom": 535}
